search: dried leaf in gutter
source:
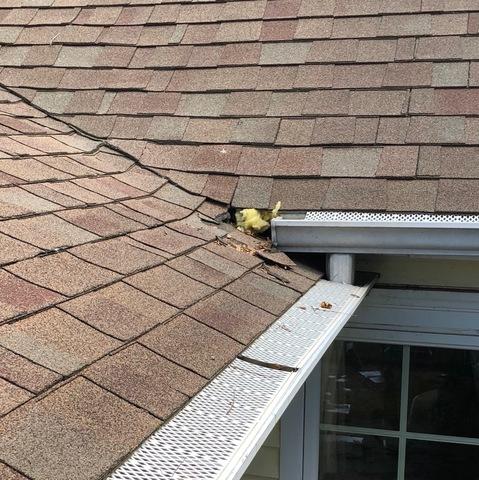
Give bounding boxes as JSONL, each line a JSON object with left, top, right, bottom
{"left": 320, "top": 301, "right": 333, "bottom": 309}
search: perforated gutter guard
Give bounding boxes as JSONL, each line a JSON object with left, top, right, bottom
{"left": 272, "top": 211, "right": 479, "bottom": 256}
{"left": 108, "top": 277, "right": 375, "bottom": 480}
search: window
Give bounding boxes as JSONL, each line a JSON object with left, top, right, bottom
{"left": 319, "top": 341, "right": 479, "bottom": 480}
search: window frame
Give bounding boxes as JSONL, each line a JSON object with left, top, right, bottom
{"left": 280, "top": 288, "right": 479, "bottom": 480}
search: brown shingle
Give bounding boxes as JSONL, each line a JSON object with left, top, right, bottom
{"left": 312, "top": 117, "right": 356, "bottom": 144}
{"left": 270, "top": 178, "right": 329, "bottom": 209}
{"left": 274, "top": 147, "right": 322, "bottom": 176}
{"left": 130, "top": 226, "right": 203, "bottom": 255}
{"left": 141, "top": 314, "right": 243, "bottom": 378}
{"left": 30, "top": 8, "right": 80, "bottom": 25}
{"left": 189, "top": 247, "right": 247, "bottom": 279}
{"left": 85, "top": 344, "right": 205, "bottom": 418}
{"left": 219, "top": 42, "right": 261, "bottom": 65}
{"left": 222, "top": 1, "right": 267, "bottom": 21}
{"left": 116, "top": 6, "right": 153, "bottom": 25}
{"left": 74, "top": 6, "right": 122, "bottom": 25}
{"left": 187, "top": 291, "right": 275, "bottom": 344}
{"left": 378, "top": 13, "right": 431, "bottom": 36}
{"left": 295, "top": 18, "right": 332, "bottom": 38}
{"left": 257, "top": 66, "right": 298, "bottom": 90}
{"left": 122, "top": 197, "right": 190, "bottom": 222}
{"left": 57, "top": 207, "right": 144, "bottom": 237}
{"left": 264, "top": 0, "right": 301, "bottom": 19}
{"left": 376, "top": 146, "right": 419, "bottom": 178}
{"left": 387, "top": 180, "right": 438, "bottom": 212}
{"left": 439, "top": 147, "right": 479, "bottom": 178}
{"left": 377, "top": 117, "right": 410, "bottom": 144}
{"left": 0, "top": 232, "right": 39, "bottom": 266}
{"left": 261, "top": 20, "right": 297, "bottom": 41}
{"left": 6, "top": 252, "right": 119, "bottom": 297}
{"left": 303, "top": 90, "right": 350, "bottom": 115}
{"left": 334, "top": 64, "right": 386, "bottom": 88}
{"left": 435, "top": 89, "right": 479, "bottom": 115}
{"left": 223, "top": 91, "right": 272, "bottom": 116}
{"left": 0, "top": 214, "right": 98, "bottom": 250}
{"left": 333, "top": 16, "right": 380, "bottom": 38}
{"left": 276, "top": 119, "right": 314, "bottom": 146}
{"left": 231, "top": 118, "right": 280, "bottom": 143}
{"left": 349, "top": 90, "right": 408, "bottom": 115}
{"left": 155, "top": 183, "right": 204, "bottom": 210}
{"left": 357, "top": 39, "right": 397, "bottom": 62}
{"left": 125, "top": 265, "right": 214, "bottom": 308}
{"left": 260, "top": 41, "right": 311, "bottom": 65}
{"left": 0, "top": 378, "right": 32, "bottom": 416}
{"left": 0, "top": 462, "right": 29, "bottom": 479}
{"left": 194, "top": 145, "right": 242, "bottom": 173}
{"left": 205, "top": 242, "right": 263, "bottom": 269}
{"left": 183, "top": 118, "right": 236, "bottom": 143}
{"left": 0, "top": 270, "right": 64, "bottom": 323}
{"left": 232, "top": 176, "right": 273, "bottom": 209}
{"left": 225, "top": 272, "right": 300, "bottom": 315}
{"left": 201, "top": 174, "right": 238, "bottom": 203}
{"left": 0, "top": 308, "right": 119, "bottom": 375}
{"left": 354, "top": 118, "right": 379, "bottom": 144}
{"left": 294, "top": 65, "right": 333, "bottom": 88}
{"left": 69, "top": 237, "right": 164, "bottom": 275}
{"left": 236, "top": 146, "right": 279, "bottom": 176}
{"left": 47, "top": 181, "right": 109, "bottom": 204}
{"left": 168, "top": 214, "right": 226, "bottom": 242}
{"left": 0, "top": 346, "right": 60, "bottom": 394}
{"left": 216, "top": 21, "right": 262, "bottom": 42}
{"left": 146, "top": 116, "right": 188, "bottom": 141}
{"left": 0, "top": 187, "right": 59, "bottom": 218}
{"left": 321, "top": 148, "right": 381, "bottom": 177}
{"left": 383, "top": 62, "right": 433, "bottom": 87}
{"left": 432, "top": 62, "right": 469, "bottom": 87}
{"left": 417, "top": 146, "right": 441, "bottom": 177}
{"left": 268, "top": 91, "right": 306, "bottom": 116}
{"left": 406, "top": 116, "right": 465, "bottom": 144}
{"left": 0, "top": 377, "right": 159, "bottom": 480}
{"left": 168, "top": 255, "right": 233, "bottom": 288}
{"left": 323, "top": 178, "right": 387, "bottom": 211}
{"left": 61, "top": 282, "right": 177, "bottom": 340}
{"left": 176, "top": 93, "right": 228, "bottom": 117}
{"left": 308, "top": 38, "right": 358, "bottom": 62}
{"left": 436, "top": 179, "right": 479, "bottom": 212}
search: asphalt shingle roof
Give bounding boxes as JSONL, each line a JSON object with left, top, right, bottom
{"left": 0, "top": 0, "right": 479, "bottom": 213}
{"left": 0, "top": 88, "right": 320, "bottom": 480}
{"left": 0, "top": 1, "right": 478, "bottom": 478}
{"left": 0, "top": 1, "right": 474, "bottom": 212}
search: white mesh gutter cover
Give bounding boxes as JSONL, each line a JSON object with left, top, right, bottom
{"left": 272, "top": 211, "right": 479, "bottom": 256}
{"left": 109, "top": 277, "right": 375, "bottom": 480}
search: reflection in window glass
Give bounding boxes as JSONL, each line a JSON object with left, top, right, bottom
{"left": 408, "top": 347, "right": 479, "bottom": 438}
{"left": 321, "top": 341, "right": 402, "bottom": 430}
{"left": 319, "top": 432, "right": 398, "bottom": 480}
{"left": 406, "top": 440, "right": 479, "bottom": 480}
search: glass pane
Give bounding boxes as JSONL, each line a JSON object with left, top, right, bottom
{"left": 406, "top": 440, "right": 479, "bottom": 480}
{"left": 408, "top": 346, "right": 479, "bottom": 437}
{"left": 321, "top": 341, "right": 402, "bottom": 429}
{"left": 319, "top": 431, "right": 398, "bottom": 480}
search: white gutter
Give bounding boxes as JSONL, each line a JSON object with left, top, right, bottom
{"left": 272, "top": 211, "right": 479, "bottom": 256}
{"left": 108, "top": 277, "right": 375, "bottom": 480}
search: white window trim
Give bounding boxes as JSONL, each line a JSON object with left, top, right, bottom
{"left": 279, "top": 287, "right": 479, "bottom": 480}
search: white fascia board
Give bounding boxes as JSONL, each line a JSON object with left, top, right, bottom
{"left": 108, "top": 278, "right": 374, "bottom": 480}
{"left": 272, "top": 211, "right": 479, "bottom": 256}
